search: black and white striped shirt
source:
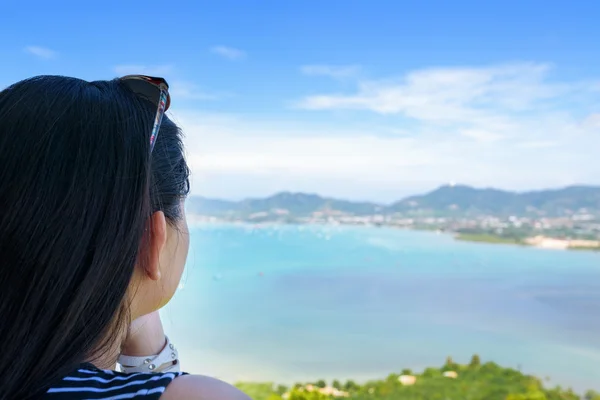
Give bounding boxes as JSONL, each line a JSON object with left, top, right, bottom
{"left": 45, "top": 363, "right": 186, "bottom": 399}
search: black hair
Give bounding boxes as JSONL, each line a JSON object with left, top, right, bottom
{"left": 0, "top": 75, "right": 190, "bottom": 399}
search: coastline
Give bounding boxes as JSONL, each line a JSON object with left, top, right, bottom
{"left": 189, "top": 216, "right": 600, "bottom": 252}
{"left": 455, "top": 232, "right": 600, "bottom": 252}
{"left": 454, "top": 233, "right": 524, "bottom": 246}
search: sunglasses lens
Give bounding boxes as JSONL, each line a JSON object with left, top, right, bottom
{"left": 122, "top": 79, "right": 161, "bottom": 105}
{"left": 120, "top": 75, "right": 170, "bottom": 152}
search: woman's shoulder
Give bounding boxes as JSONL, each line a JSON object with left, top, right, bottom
{"left": 45, "top": 363, "right": 250, "bottom": 400}
{"left": 45, "top": 363, "right": 185, "bottom": 399}
{"left": 160, "top": 374, "right": 251, "bottom": 400}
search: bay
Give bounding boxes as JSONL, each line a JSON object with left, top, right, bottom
{"left": 161, "top": 223, "right": 600, "bottom": 392}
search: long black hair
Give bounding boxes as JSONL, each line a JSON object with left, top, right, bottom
{"left": 0, "top": 76, "right": 190, "bottom": 399}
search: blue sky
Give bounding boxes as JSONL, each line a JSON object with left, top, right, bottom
{"left": 1, "top": 0, "right": 599, "bottom": 201}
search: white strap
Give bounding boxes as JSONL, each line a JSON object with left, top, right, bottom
{"left": 118, "top": 336, "right": 180, "bottom": 373}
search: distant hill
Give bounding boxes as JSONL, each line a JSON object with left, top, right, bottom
{"left": 186, "top": 185, "right": 600, "bottom": 218}
{"left": 390, "top": 185, "right": 600, "bottom": 216}
{"left": 238, "top": 192, "right": 383, "bottom": 215}
{"left": 187, "top": 192, "right": 383, "bottom": 217}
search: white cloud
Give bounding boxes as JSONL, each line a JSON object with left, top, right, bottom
{"left": 113, "top": 65, "right": 173, "bottom": 76}
{"left": 583, "top": 113, "right": 600, "bottom": 129}
{"left": 460, "top": 129, "right": 505, "bottom": 143}
{"left": 300, "top": 65, "right": 361, "bottom": 79}
{"left": 24, "top": 46, "right": 57, "bottom": 59}
{"left": 296, "top": 63, "right": 598, "bottom": 143}
{"left": 296, "top": 63, "right": 562, "bottom": 116}
{"left": 211, "top": 46, "right": 246, "bottom": 60}
{"left": 165, "top": 62, "right": 600, "bottom": 201}
{"left": 171, "top": 106, "right": 600, "bottom": 201}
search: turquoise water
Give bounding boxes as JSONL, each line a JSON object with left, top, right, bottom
{"left": 161, "top": 223, "right": 600, "bottom": 391}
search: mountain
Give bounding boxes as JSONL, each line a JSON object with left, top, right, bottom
{"left": 520, "top": 186, "right": 600, "bottom": 215}
{"left": 389, "top": 185, "right": 600, "bottom": 216}
{"left": 186, "top": 185, "right": 600, "bottom": 218}
{"left": 389, "top": 185, "right": 518, "bottom": 215}
{"left": 187, "top": 192, "right": 383, "bottom": 217}
{"left": 238, "top": 192, "right": 383, "bottom": 216}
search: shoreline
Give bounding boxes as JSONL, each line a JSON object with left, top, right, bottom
{"left": 188, "top": 217, "right": 600, "bottom": 252}
{"left": 456, "top": 233, "right": 600, "bottom": 252}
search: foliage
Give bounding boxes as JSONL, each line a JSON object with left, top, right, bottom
{"left": 585, "top": 390, "right": 600, "bottom": 400}
{"left": 570, "top": 245, "right": 600, "bottom": 251}
{"left": 234, "top": 382, "right": 278, "bottom": 400}
{"left": 456, "top": 232, "right": 524, "bottom": 245}
{"left": 275, "top": 385, "right": 289, "bottom": 395}
{"left": 343, "top": 380, "right": 360, "bottom": 392}
{"left": 288, "top": 388, "right": 330, "bottom": 400}
{"left": 235, "top": 356, "right": 590, "bottom": 400}
{"left": 315, "top": 380, "right": 327, "bottom": 388}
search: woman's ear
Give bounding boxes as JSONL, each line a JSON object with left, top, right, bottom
{"left": 146, "top": 211, "right": 167, "bottom": 281}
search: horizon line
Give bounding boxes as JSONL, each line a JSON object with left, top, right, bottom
{"left": 188, "top": 183, "right": 600, "bottom": 204}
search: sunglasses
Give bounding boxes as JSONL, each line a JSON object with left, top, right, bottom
{"left": 120, "top": 75, "right": 171, "bottom": 153}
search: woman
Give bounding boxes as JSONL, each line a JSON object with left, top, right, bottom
{"left": 0, "top": 75, "right": 250, "bottom": 400}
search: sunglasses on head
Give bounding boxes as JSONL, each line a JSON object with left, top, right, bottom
{"left": 120, "top": 75, "right": 171, "bottom": 153}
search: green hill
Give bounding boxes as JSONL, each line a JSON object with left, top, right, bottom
{"left": 235, "top": 356, "right": 596, "bottom": 400}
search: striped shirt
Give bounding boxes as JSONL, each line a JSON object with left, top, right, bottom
{"left": 44, "top": 363, "right": 187, "bottom": 399}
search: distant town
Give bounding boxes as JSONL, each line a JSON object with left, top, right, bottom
{"left": 187, "top": 184, "right": 600, "bottom": 251}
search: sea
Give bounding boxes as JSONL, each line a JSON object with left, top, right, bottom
{"left": 160, "top": 223, "right": 600, "bottom": 392}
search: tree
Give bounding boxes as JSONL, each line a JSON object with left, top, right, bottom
{"left": 288, "top": 389, "right": 329, "bottom": 400}
{"left": 314, "top": 379, "right": 326, "bottom": 389}
{"left": 469, "top": 354, "right": 481, "bottom": 367}
{"left": 331, "top": 380, "right": 342, "bottom": 390}
{"left": 275, "top": 385, "right": 288, "bottom": 395}
{"left": 421, "top": 367, "right": 439, "bottom": 378}
{"left": 400, "top": 368, "right": 412, "bottom": 376}
{"left": 444, "top": 355, "right": 458, "bottom": 371}
{"left": 343, "top": 380, "right": 359, "bottom": 392}
{"left": 235, "top": 359, "right": 586, "bottom": 400}
{"left": 585, "top": 390, "right": 600, "bottom": 400}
